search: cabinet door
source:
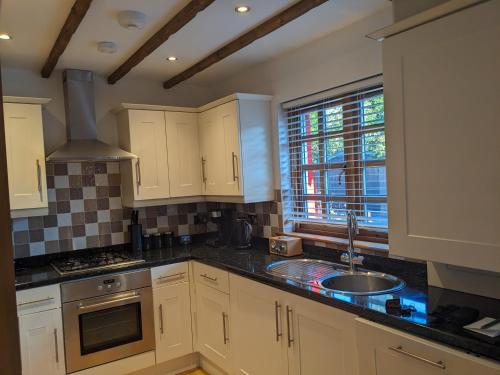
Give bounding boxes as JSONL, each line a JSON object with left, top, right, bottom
{"left": 229, "top": 274, "right": 288, "bottom": 375}
{"left": 199, "top": 107, "right": 224, "bottom": 195}
{"left": 356, "top": 318, "right": 500, "bottom": 375}
{"left": 288, "top": 294, "right": 358, "bottom": 375}
{"left": 3, "top": 103, "right": 47, "bottom": 210}
{"left": 195, "top": 283, "right": 232, "bottom": 373}
{"left": 154, "top": 282, "right": 193, "bottom": 363}
{"left": 18, "top": 309, "right": 65, "bottom": 375}
{"left": 383, "top": 1, "right": 500, "bottom": 272}
{"left": 127, "top": 110, "right": 170, "bottom": 200}
{"left": 218, "top": 101, "right": 241, "bottom": 196}
{"left": 165, "top": 111, "right": 202, "bottom": 197}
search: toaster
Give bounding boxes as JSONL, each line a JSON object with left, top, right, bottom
{"left": 269, "top": 236, "right": 303, "bottom": 257}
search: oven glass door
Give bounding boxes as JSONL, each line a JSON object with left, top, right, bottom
{"left": 79, "top": 302, "right": 143, "bottom": 354}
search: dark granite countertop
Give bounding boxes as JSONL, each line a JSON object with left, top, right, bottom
{"left": 14, "top": 240, "right": 500, "bottom": 362}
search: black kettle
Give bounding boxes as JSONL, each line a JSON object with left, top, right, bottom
{"left": 232, "top": 218, "right": 253, "bottom": 249}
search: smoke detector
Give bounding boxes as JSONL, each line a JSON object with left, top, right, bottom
{"left": 97, "top": 41, "right": 117, "bottom": 54}
{"left": 118, "top": 10, "right": 147, "bottom": 30}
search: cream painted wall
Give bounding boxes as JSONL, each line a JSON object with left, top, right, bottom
{"left": 203, "top": 7, "right": 392, "bottom": 189}
{"left": 1, "top": 66, "right": 213, "bottom": 154}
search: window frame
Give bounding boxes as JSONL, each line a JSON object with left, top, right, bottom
{"left": 287, "top": 85, "right": 388, "bottom": 243}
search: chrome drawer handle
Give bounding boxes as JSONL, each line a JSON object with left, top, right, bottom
{"left": 158, "top": 272, "right": 186, "bottom": 281}
{"left": 389, "top": 346, "right": 446, "bottom": 369}
{"left": 17, "top": 297, "right": 54, "bottom": 307}
{"left": 200, "top": 273, "right": 217, "bottom": 282}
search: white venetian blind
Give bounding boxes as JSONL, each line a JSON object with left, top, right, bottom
{"left": 284, "top": 81, "right": 387, "bottom": 228}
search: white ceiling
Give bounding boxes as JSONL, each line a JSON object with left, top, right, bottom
{"left": 0, "top": 0, "right": 389, "bottom": 85}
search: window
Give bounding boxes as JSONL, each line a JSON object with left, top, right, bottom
{"left": 285, "top": 84, "right": 387, "bottom": 242}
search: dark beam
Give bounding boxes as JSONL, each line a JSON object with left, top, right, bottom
{"left": 41, "top": 0, "right": 93, "bottom": 78}
{"left": 108, "top": 0, "right": 216, "bottom": 84}
{"left": 163, "top": 0, "right": 329, "bottom": 89}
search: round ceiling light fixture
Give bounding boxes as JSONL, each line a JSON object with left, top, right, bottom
{"left": 0, "top": 33, "right": 12, "bottom": 40}
{"left": 167, "top": 56, "right": 177, "bottom": 62}
{"left": 97, "top": 41, "right": 117, "bottom": 54}
{"left": 118, "top": 10, "right": 147, "bottom": 30}
{"left": 235, "top": 5, "right": 250, "bottom": 13}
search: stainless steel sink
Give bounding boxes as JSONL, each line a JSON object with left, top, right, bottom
{"left": 266, "top": 259, "right": 405, "bottom": 296}
{"left": 318, "top": 271, "right": 405, "bottom": 295}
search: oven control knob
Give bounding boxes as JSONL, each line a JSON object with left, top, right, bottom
{"left": 107, "top": 284, "right": 112, "bottom": 289}
{"left": 97, "top": 285, "right": 103, "bottom": 291}
{"left": 116, "top": 282, "right": 121, "bottom": 287}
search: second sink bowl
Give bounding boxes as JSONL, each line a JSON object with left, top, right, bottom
{"left": 318, "top": 271, "right": 405, "bottom": 296}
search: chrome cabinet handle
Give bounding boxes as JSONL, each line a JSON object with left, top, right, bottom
{"left": 36, "top": 159, "right": 42, "bottom": 200}
{"left": 54, "top": 328, "right": 59, "bottom": 363}
{"left": 158, "top": 272, "right": 186, "bottom": 281}
{"left": 275, "top": 301, "right": 282, "bottom": 342}
{"left": 201, "top": 157, "right": 207, "bottom": 183}
{"left": 286, "top": 306, "right": 294, "bottom": 347}
{"left": 222, "top": 312, "right": 229, "bottom": 344}
{"left": 159, "top": 304, "right": 164, "bottom": 335}
{"left": 135, "top": 158, "right": 141, "bottom": 192}
{"left": 200, "top": 273, "right": 217, "bottom": 282}
{"left": 17, "top": 297, "right": 54, "bottom": 307}
{"left": 231, "top": 152, "right": 239, "bottom": 182}
{"left": 388, "top": 346, "right": 446, "bottom": 370}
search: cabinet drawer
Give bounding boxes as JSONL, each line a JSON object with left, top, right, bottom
{"left": 193, "top": 262, "right": 229, "bottom": 294}
{"left": 151, "top": 262, "right": 189, "bottom": 288}
{"left": 356, "top": 318, "right": 500, "bottom": 374}
{"left": 17, "top": 284, "right": 61, "bottom": 316}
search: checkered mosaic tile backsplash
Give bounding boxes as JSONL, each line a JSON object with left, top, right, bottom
{"left": 11, "top": 161, "right": 282, "bottom": 258}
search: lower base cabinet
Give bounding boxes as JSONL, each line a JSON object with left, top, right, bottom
{"left": 195, "top": 282, "right": 232, "bottom": 373}
{"left": 355, "top": 318, "right": 500, "bottom": 375}
{"left": 153, "top": 281, "right": 193, "bottom": 363}
{"left": 229, "top": 274, "right": 359, "bottom": 375}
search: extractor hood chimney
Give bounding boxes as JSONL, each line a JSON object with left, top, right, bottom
{"left": 46, "top": 69, "right": 136, "bottom": 162}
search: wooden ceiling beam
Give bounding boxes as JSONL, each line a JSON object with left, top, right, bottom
{"left": 163, "top": 0, "right": 329, "bottom": 89}
{"left": 41, "top": 0, "right": 93, "bottom": 78}
{"left": 108, "top": 0, "right": 216, "bottom": 84}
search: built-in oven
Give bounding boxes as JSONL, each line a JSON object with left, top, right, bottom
{"left": 61, "top": 269, "right": 155, "bottom": 373}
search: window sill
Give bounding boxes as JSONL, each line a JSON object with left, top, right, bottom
{"left": 281, "top": 231, "right": 389, "bottom": 255}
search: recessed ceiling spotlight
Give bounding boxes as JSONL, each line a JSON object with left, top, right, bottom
{"left": 97, "top": 41, "right": 117, "bottom": 54}
{"left": 235, "top": 5, "right": 250, "bottom": 13}
{"left": 0, "top": 33, "right": 12, "bottom": 40}
{"left": 118, "top": 10, "right": 147, "bottom": 30}
{"left": 167, "top": 56, "right": 177, "bottom": 62}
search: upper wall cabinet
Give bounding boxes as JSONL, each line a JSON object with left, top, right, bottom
{"left": 199, "top": 94, "right": 274, "bottom": 202}
{"left": 164, "top": 111, "right": 201, "bottom": 197}
{"left": 118, "top": 109, "right": 171, "bottom": 205}
{"left": 382, "top": 1, "right": 500, "bottom": 272}
{"left": 3, "top": 97, "right": 50, "bottom": 218}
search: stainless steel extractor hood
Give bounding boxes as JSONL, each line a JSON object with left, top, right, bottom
{"left": 46, "top": 69, "right": 136, "bottom": 162}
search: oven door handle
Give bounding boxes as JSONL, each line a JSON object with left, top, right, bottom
{"left": 78, "top": 292, "right": 141, "bottom": 310}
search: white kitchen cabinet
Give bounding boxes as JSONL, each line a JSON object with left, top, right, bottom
{"left": 16, "top": 284, "right": 65, "bottom": 375}
{"left": 3, "top": 98, "right": 49, "bottom": 218}
{"left": 195, "top": 282, "right": 232, "bottom": 373}
{"left": 165, "top": 111, "right": 202, "bottom": 197}
{"left": 199, "top": 94, "right": 274, "bottom": 202}
{"left": 118, "top": 109, "right": 170, "bottom": 204}
{"left": 153, "top": 283, "right": 193, "bottom": 363}
{"left": 382, "top": 1, "right": 500, "bottom": 272}
{"left": 151, "top": 263, "right": 193, "bottom": 363}
{"left": 287, "top": 293, "right": 358, "bottom": 375}
{"left": 355, "top": 318, "right": 500, "bottom": 375}
{"left": 229, "top": 274, "right": 288, "bottom": 375}
{"left": 229, "top": 274, "right": 358, "bottom": 375}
